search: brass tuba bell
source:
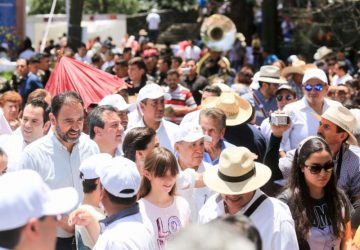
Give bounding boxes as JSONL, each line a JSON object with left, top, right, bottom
{"left": 200, "top": 14, "right": 237, "bottom": 52}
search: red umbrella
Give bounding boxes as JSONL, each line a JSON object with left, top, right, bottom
{"left": 45, "top": 56, "right": 126, "bottom": 108}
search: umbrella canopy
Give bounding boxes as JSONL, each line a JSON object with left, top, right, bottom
{"left": 45, "top": 56, "right": 126, "bottom": 108}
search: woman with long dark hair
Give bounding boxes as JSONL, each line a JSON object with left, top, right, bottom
{"left": 278, "top": 136, "right": 352, "bottom": 249}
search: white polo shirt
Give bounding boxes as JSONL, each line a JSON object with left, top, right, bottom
{"left": 20, "top": 132, "right": 99, "bottom": 238}
{"left": 198, "top": 189, "right": 299, "bottom": 250}
{"left": 280, "top": 97, "right": 341, "bottom": 152}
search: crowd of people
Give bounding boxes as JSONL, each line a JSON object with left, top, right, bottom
{"left": 2, "top": 26, "right": 360, "bottom": 250}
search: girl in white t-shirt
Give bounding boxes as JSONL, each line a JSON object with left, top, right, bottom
{"left": 138, "top": 147, "right": 191, "bottom": 250}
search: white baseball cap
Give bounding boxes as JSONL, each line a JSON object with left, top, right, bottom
{"left": 302, "top": 68, "right": 328, "bottom": 84}
{"left": 0, "top": 170, "right": 78, "bottom": 231}
{"left": 96, "top": 156, "right": 140, "bottom": 198}
{"left": 79, "top": 153, "right": 112, "bottom": 180}
{"left": 174, "top": 122, "right": 211, "bottom": 143}
{"left": 136, "top": 83, "right": 171, "bottom": 103}
{"left": 99, "top": 94, "right": 135, "bottom": 112}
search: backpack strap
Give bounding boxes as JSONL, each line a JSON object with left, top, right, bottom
{"left": 244, "top": 194, "right": 268, "bottom": 217}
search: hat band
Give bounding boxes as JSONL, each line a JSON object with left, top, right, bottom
{"left": 259, "top": 75, "right": 280, "bottom": 80}
{"left": 217, "top": 168, "right": 256, "bottom": 183}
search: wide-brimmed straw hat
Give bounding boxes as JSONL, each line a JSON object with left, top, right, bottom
{"left": 204, "top": 147, "right": 271, "bottom": 195}
{"left": 318, "top": 105, "right": 358, "bottom": 145}
{"left": 202, "top": 92, "right": 252, "bottom": 126}
{"left": 314, "top": 46, "right": 333, "bottom": 60}
{"left": 257, "top": 65, "right": 287, "bottom": 84}
{"left": 281, "top": 60, "right": 317, "bottom": 77}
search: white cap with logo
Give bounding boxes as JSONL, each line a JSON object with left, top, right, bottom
{"left": 174, "top": 122, "right": 211, "bottom": 143}
{"left": 136, "top": 83, "right": 171, "bottom": 104}
{"left": 0, "top": 170, "right": 79, "bottom": 231}
{"left": 96, "top": 156, "right": 140, "bottom": 198}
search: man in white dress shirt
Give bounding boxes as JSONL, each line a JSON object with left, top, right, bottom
{"left": 0, "top": 98, "right": 50, "bottom": 172}
{"left": 199, "top": 147, "right": 299, "bottom": 250}
{"left": 128, "top": 83, "right": 178, "bottom": 152}
{"left": 280, "top": 68, "right": 340, "bottom": 153}
{"left": 20, "top": 91, "right": 99, "bottom": 250}
{"left": 87, "top": 105, "right": 124, "bottom": 157}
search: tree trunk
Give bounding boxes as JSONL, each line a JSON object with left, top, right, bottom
{"left": 102, "top": 0, "right": 108, "bottom": 13}
{"left": 261, "top": 0, "right": 278, "bottom": 54}
{"left": 229, "top": 0, "right": 255, "bottom": 46}
{"left": 67, "top": 0, "right": 84, "bottom": 52}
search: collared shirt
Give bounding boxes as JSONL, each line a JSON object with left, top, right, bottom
{"left": 332, "top": 73, "right": 353, "bottom": 86}
{"left": 287, "top": 78, "right": 304, "bottom": 99}
{"left": 18, "top": 72, "right": 43, "bottom": 107}
{"left": 128, "top": 118, "right": 178, "bottom": 153}
{"left": 243, "top": 89, "right": 278, "bottom": 125}
{"left": 95, "top": 203, "right": 156, "bottom": 250}
{"left": 198, "top": 189, "right": 299, "bottom": 250}
{"left": 280, "top": 97, "right": 341, "bottom": 152}
{"left": 280, "top": 144, "right": 360, "bottom": 202}
{"left": 20, "top": 132, "right": 99, "bottom": 238}
{"left": 0, "top": 133, "right": 26, "bottom": 172}
{"left": 203, "top": 139, "right": 235, "bottom": 165}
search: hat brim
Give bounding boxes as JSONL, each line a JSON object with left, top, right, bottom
{"left": 202, "top": 95, "right": 253, "bottom": 126}
{"left": 203, "top": 162, "right": 272, "bottom": 195}
{"left": 257, "top": 76, "right": 287, "bottom": 84}
{"left": 42, "top": 187, "right": 79, "bottom": 216}
{"left": 281, "top": 64, "right": 317, "bottom": 77}
{"left": 180, "top": 134, "right": 212, "bottom": 143}
{"left": 315, "top": 113, "right": 358, "bottom": 146}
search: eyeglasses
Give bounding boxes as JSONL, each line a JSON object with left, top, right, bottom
{"left": 303, "top": 83, "right": 325, "bottom": 92}
{"left": 276, "top": 94, "right": 293, "bottom": 102}
{"left": 304, "top": 161, "right": 334, "bottom": 174}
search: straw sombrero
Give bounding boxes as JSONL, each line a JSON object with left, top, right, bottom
{"left": 202, "top": 92, "right": 252, "bottom": 126}
{"left": 204, "top": 147, "right": 271, "bottom": 195}
{"left": 281, "top": 60, "right": 317, "bottom": 77}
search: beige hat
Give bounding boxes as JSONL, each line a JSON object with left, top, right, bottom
{"left": 319, "top": 105, "right": 358, "bottom": 145}
{"left": 314, "top": 46, "right": 333, "bottom": 60}
{"left": 281, "top": 60, "right": 317, "bottom": 77}
{"left": 202, "top": 92, "right": 252, "bottom": 126}
{"left": 204, "top": 147, "right": 271, "bottom": 195}
{"left": 257, "top": 66, "right": 287, "bottom": 84}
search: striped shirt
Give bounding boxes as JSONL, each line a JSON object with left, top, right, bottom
{"left": 165, "top": 84, "right": 197, "bottom": 124}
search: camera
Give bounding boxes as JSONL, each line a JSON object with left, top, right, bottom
{"left": 269, "top": 113, "right": 290, "bottom": 126}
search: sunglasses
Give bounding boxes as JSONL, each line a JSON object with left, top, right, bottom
{"left": 303, "top": 83, "right": 325, "bottom": 92}
{"left": 304, "top": 161, "right": 334, "bottom": 174}
{"left": 276, "top": 94, "right": 293, "bottom": 102}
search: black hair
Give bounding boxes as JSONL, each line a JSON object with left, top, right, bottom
{"left": 51, "top": 91, "right": 84, "bottom": 118}
{"left": 0, "top": 226, "right": 24, "bottom": 249}
{"left": 79, "top": 172, "right": 98, "bottom": 194}
{"left": 171, "top": 56, "right": 183, "bottom": 65}
{"left": 122, "top": 127, "right": 156, "bottom": 162}
{"left": 26, "top": 98, "right": 50, "bottom": 124}
{"left": 128, "top": 57, "right": 147, "bottom": 71}
{"left": 202, "top": 85, "right": 222, "bottom": 96}
{"left": 87, "top": 105, "right": 118, "bottom": 139}
{"left": 105, "top": 190, "right": 137, "bottom": 205}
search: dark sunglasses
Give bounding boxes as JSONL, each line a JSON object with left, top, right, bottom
{"left": 276, "top": 94, "right": 293, "bottom": 102}
{"left": 304, "top": 161, "right": 334, "bottom": 174}
{"left": 303, "top": 83, "right": 325, "bottom": 92}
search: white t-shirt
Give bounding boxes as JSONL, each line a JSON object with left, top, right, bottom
{"left": 146, "top": 13, "right": 161, "bottom": 30}
{"left": 75, "top": 204, "right": 105, "bottom": 249}
{"left": 139, "top": 196, "right": 191, "bottom": 250}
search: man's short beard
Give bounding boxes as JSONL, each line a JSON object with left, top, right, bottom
{"left": 55, "top": 125, "right": 80, "bottom": 144}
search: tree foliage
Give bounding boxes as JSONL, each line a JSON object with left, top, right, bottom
{"left": 28, "top": 0, "right": 139, "bottom": 15}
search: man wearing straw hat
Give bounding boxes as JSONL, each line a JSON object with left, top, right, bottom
{"left": 202, "top": 91, "right": 267, "bottom": 162}
{"left": 199, "top": 146, "right": 299, "bottom": 250}
{"left": 243, "top": 65, "right": 287, "bottom": 125}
